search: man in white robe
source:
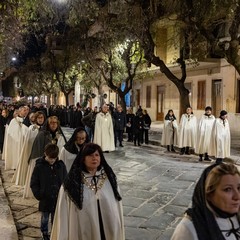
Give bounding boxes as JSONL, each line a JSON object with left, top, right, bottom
{"left": 209, "top": 110, "right": 231, "bottom": 164}
{"left": 178, "top": 107, "right": 197, "bottom": 155}
{"left": 93, "top": 104, "right": 115, "bottom": 152}
{"left": 195, "top": 106, "right": 215, "bottom": 161}
{"left": 3, "top": 105, "right": 29, "bottom": 170}
{"left": 13, "top": 112, "right": 46, "bottom": 185}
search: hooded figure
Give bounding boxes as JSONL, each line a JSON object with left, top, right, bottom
{"left": 51, "top": 143, "right": 125, "bottom": 240}
{"left": 171, "top": 163, "right": 240, "bottom": 240}
{"left": 59, "top": 127, "right": 89, "bottom": 172}
{"left": 209, "top": 110, "right": 230, "bottom": 163}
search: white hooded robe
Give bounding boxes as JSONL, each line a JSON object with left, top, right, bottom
{"left": 195, "top": 114, "right": 215, "bottom": 154}
{"left": 51, "top": 174, "right": 125, "bottom": 240}
{"left": 178, "top": 114, "right": 197, "bottom": 149}
{"left": 93, "top": 112, "right": 115, "bottom": 152}
{"left": 209, "top": 118, "right": 231, "bottom": 158}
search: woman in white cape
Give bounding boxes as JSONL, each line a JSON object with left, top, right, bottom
{"left": 161, "top": 109, "right": 178, "bottom": 152}
{"left": 51, "top": 143, "right": 125, "bottom": 240}
{"left": 59, "top": 127, "right": 89, "bottom": 172}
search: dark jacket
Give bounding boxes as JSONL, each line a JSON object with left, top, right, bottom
{"left": 143, "top": 114, "right": 152, "bottom": 129}
{"left": 30, "top": 157, "right": 67, "bottom": 212}
{"left": 113, "top": 111, "right": 126, "bottom": 131}
{"left": 132, "top": 115, "right": 144, "bottom": 134}
{"left": 126, "top": 113, "right": 135, "bottom": 133}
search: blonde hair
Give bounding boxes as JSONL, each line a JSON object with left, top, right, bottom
{"left": 205, "top": 163, "right": 240, "bottom": 197}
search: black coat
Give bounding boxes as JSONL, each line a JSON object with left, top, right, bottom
{"left": 113, "top": 111, "right": 126, "bottom": 131}
{"left": 30, "top": 157, "right": 67, "bottom": 212}
{"left": 132, "top": 115, "right": 144, "bottom": 134}
{"left": 126, "top": 113, "right": 135, "bottom": 133}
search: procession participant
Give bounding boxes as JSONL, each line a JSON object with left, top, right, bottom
{"left": 209, "top": 110, "right": 231, "bottom": 164}
{"left": 171, "top": 163, "right": 240, "bottom": 240}
{"left": 195, "top": 106, "right": 215, "bottom": 161}
{"left": 23, "top": 116, "right": 66, "bottom": 198}
{"left": 31, "top": 144, "right": 67, "bottom": 240}
{"left": 0, "top": 108, "right": 9, "bottom": 153}
{"left": 59, "top": 127, "right": 89, "bottom": 172}
{"left": 142, "top": 109, "right": 151, "bottom": 144}
{"left": 3, "top": 105, "right": 29, "bottom": 170}
{"left": 93, "top": 103, "right": 115, "bottom": 152}
{"left": 13, "top": 111, "right": 46, "bottom": 185}
{"left": 113, "top": 104, "right": 126, "bottom": 147}
{"left": 51, "top": 143, "right": 125, "bottom": 240}
{"left": 161, "top": 109, "right": 178, "bottom": 152}
{"left": 132, "top": 111, "right": 144, "bottom": 146}
{"left": 178, "top": 107, "right": 197, "bottom": 155}
{"left": 126, "top": 107, "right": 135, "bottom": 142}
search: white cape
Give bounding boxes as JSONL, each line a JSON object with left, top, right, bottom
{"left": 51, "top": 178, "right": 125, "bottom": 240}
{"left": 209, "top": 118, "right": 231, "bottom": 158}
{"left": 93, "top": 112, "right": 115, "bottom": 152}
{"left": 59, "top": 147, "right": 77, "bottom": 173}
{"left": 195, "top": 115, "right": 215, "bottom": 154}
{"left": 161, "top": 120, "right": 178, "bottom": 146}
{"left": 178, "top": 114, "right": 197, "bottom": 148}
{"left": 12, "top": 124, "right": 40, "bottom": 185}
{"left": 4, "top": 117, "right": 28, "bottom": 170}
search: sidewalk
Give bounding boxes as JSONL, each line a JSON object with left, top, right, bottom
{"left": 0, "top": 159, "right": 19, "bottom": 240}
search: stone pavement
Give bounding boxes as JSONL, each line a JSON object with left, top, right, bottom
{"left": 0, "top": 123, "right": 239, "bottom": 240}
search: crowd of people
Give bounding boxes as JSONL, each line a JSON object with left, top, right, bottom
{"left": 0, "top": 101, "right": 238, "bottom": 240}
{"left": 161, "top": 106, "right": 231, "bottom": 163}
{"left": 0, "top": 101, "right": 151, "bottom": 240}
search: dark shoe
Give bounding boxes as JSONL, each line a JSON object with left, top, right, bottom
{"left": 171, "top": 145, "right": 175, "bottom": 152}
{"left": 104, "top": 151, "right": 109, "bottom": 153}
{"left": 216, "top": 158, "right": 223, "bottom": 164}
{"left": 138, "top": 144, "right": 141, "bottom": 146}
{"left": 204, "top": 153, "right": 210, "bottom": 161}
{"left": 134, "top": 144, "right": 137, "bottom": 146}
{"left": 185, "top": 147, "right": 190, "bottom": 155}
{"left": 119, "top": 144, "right": 124, "bottom": 147}
{"left": 199, "top": 154, "right": 203, "bottom": 162}
{"left": 167, "top": 145, "right": 170, "bottom": 152}
{"left": 180, "top": 148, "right": 185, "bottom": 155}
{"left": 42, "top": 234, "right": 50, "bottom": 240}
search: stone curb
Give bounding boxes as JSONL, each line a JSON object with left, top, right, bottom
{"left": 0, "top": 162, "right": 18, "bottom": 240}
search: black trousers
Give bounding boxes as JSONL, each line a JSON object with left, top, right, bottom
{"left": 114, "top": 129, "right": 123, "bottom": 146}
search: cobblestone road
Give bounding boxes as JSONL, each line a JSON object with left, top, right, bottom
{"left": 0, "top": 127, "right": 231, "bottom": 239}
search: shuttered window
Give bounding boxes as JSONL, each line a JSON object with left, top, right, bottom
{"left": 146, "top": 86, "right": 151, "bottom": 108}
{"left": 197, "top": 81, "right": 206, "bottom": 110}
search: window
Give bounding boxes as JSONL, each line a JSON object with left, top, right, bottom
{"left": 146, "top": 86, "right": 151, "bottom": 108}
{"left": 197, "top": 81, "right": 206, "bottom": 110}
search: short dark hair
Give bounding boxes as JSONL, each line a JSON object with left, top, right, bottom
{"left": 44, "top": 143, "right": 59, "bottom": 158}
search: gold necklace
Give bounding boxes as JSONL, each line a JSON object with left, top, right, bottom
{"left": 82, "top": 172, "right": 107, "bottom": 192}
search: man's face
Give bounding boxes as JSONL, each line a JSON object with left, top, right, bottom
{"left": 102, "top": 105, "right": 108, "bottom": 113}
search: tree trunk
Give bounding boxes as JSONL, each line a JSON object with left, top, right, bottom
{"left": 64, "top": 92, "right": 69, "bottom": 106}
{"left": 118, "top": 93, "right": 127, "bottom": 113}
{"left": 177, "top": 85, "right": 190, "bottom": 117}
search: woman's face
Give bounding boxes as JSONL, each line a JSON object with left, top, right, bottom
{"left": 36, "top": 115, "right": 45, "bottom": 125}
{"left": 2, "top": 109, "right": 7, "bottom": 117}
{"left": 169, "top": 111, "right": 173, "bottom": 116}
{"left": 208, "top": 174, "right": 240, "bottom": 214}
{"left": 49, "top": 119, "right": 58, "bottom": 131}
{"left": 186, "top": 107, "right": 192, "bottom": 114}
{"left": 84, "top": 150, "right": 101, "bottom": 172}
{"left": 75, "top": 131, "right": 86, "bottom": 145}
